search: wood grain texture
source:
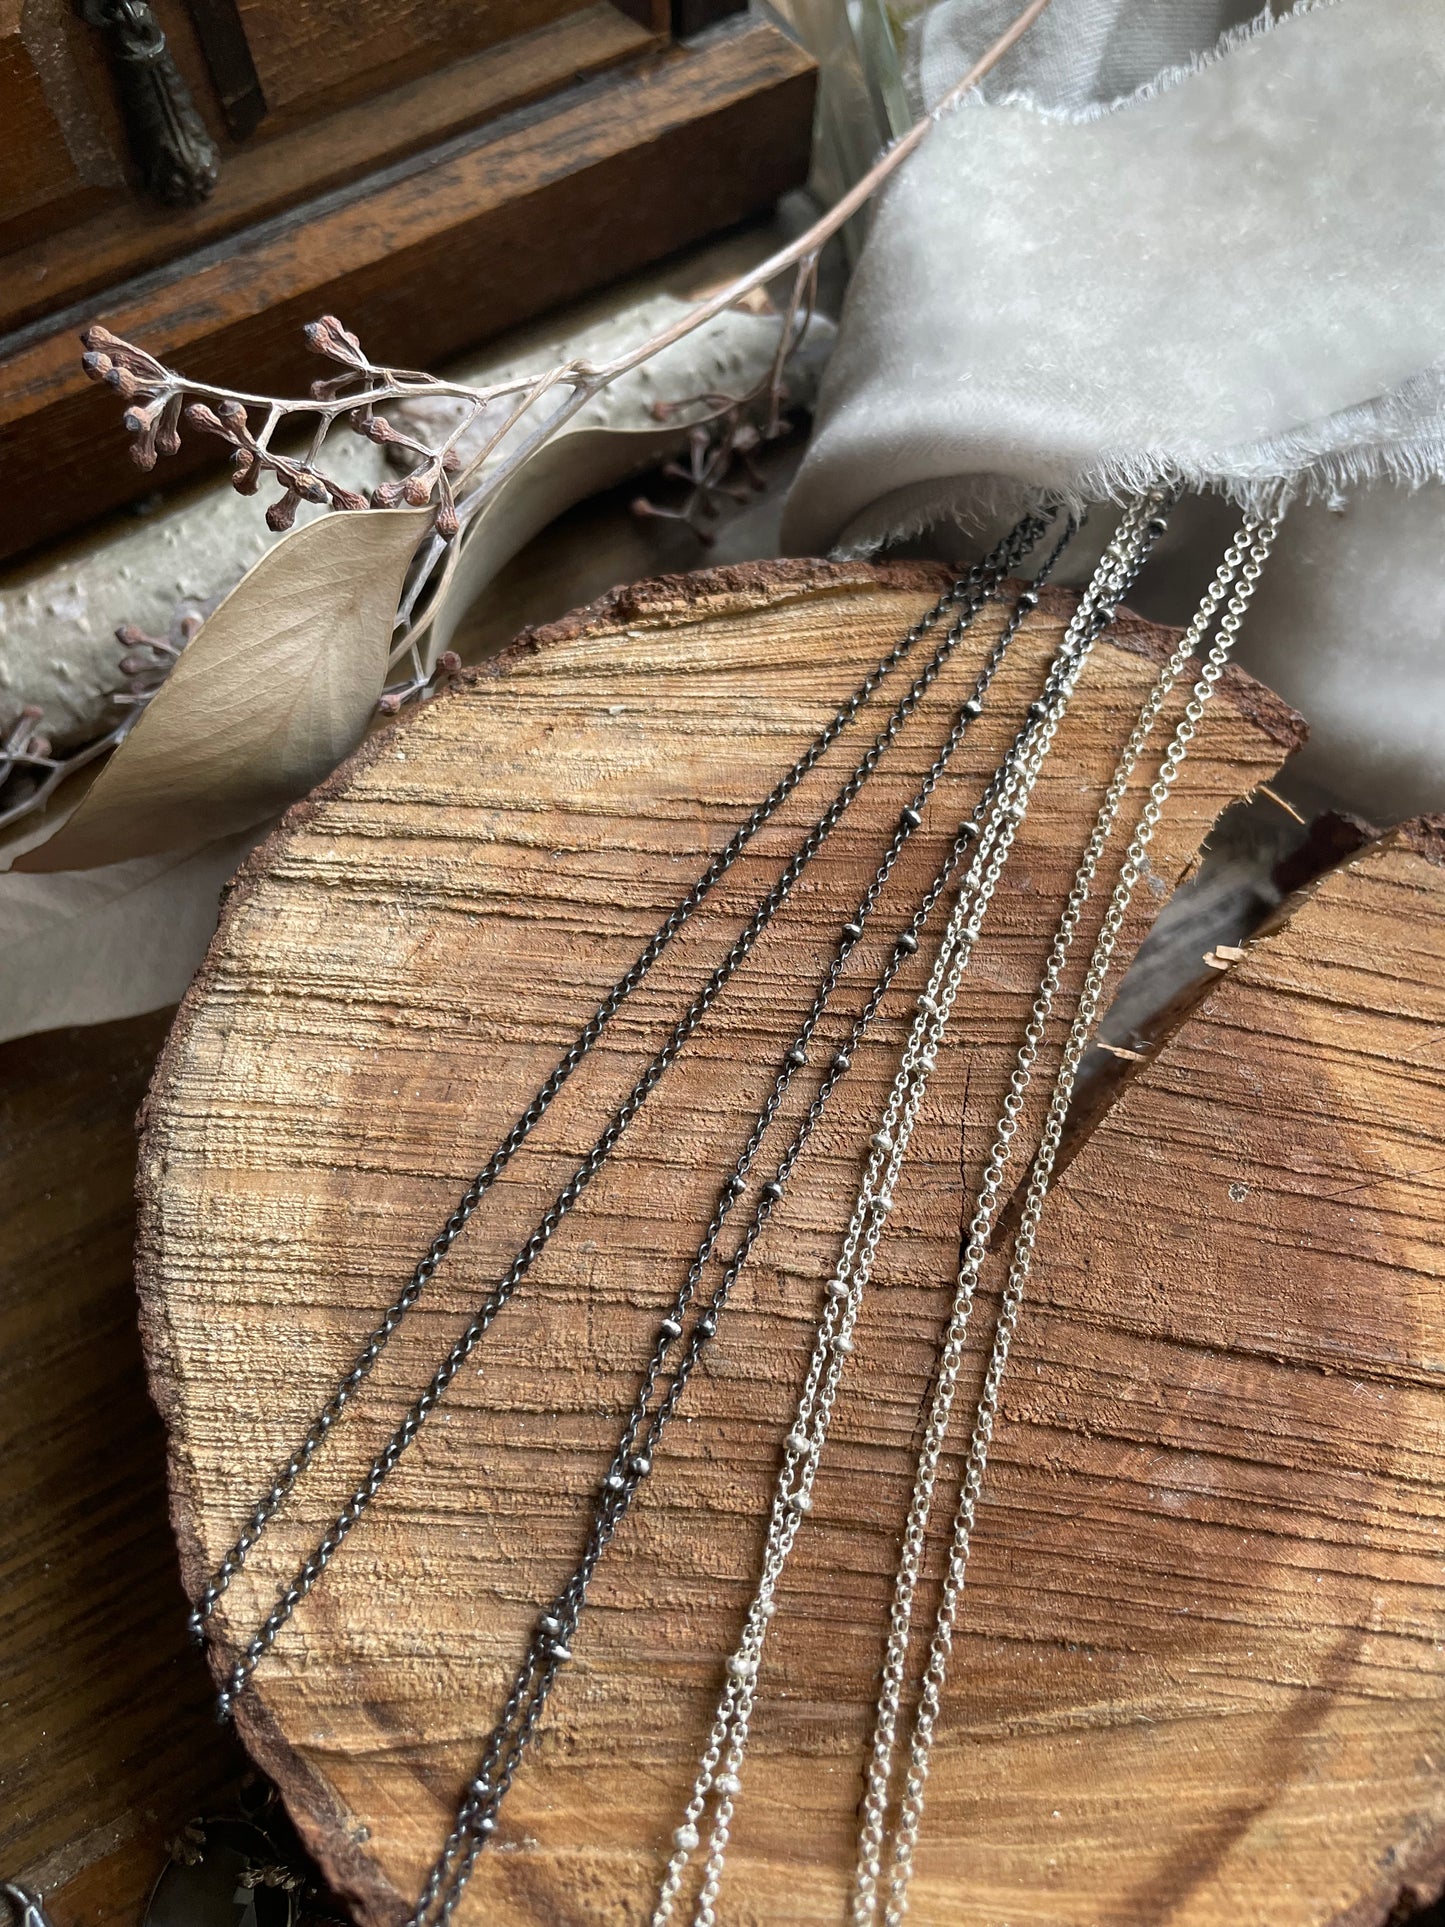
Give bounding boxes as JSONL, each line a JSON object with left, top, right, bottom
{"left": 229, "top": 0, "right": 594, "bottom": 126}
{"left": 0, "top": 18, "right": 815, "bottom": 563}
{"left": 945, "top": 821, "right": 1445, "bottom": 1927}
{"left": 0, "top": 2, "right": 96, "bottom": 251}
{"left": 133, "top": 559, "right": 1333, "bottom": 1924}
{"left": 0, "top": 6, "right": 661, "bottom": 335}
{"left": 0, "top": 1012, "right": 247, "bottom": 1917}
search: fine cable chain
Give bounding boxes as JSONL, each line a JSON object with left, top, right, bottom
{"left": 192, "top": 513, "right": 1054, "bottom": 1642}
{"left": 848, "top": 513, "right": 1255, "bottom": 1927}
{"left": 662, "top": 503, "right": 1166, "bottom": 1927}
{"left": 850, "top": 516, "right": 1261, "bottom": 1923}
{"left": 875, "top": 515, "right": 1279, "bottom": 1927}
{"left": 405, "top": 523, "right": 1086, "bottom": 1927}
{"left": 654, "top": 497, "right": 1169, "bottom": 1927}
{"left": 212, "top": 512, "right": 1058, "bottom": 1715}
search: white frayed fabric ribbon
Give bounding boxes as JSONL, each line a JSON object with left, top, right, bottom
{"left": 784, "top": 0, "right": 1445, "bottom": 818}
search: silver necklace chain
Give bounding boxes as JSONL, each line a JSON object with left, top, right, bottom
{"left": 653, "top": 496, "right": 1170, "bottom": 1927}
{"left": 865, "top": 515, "right": 1278, "bottom": 1927}
{"left": 405, "top": 521, "right": 1085, "bottom": 1927}
{"left": 203, "top": 513, "right": 1057, "bottom": 1717}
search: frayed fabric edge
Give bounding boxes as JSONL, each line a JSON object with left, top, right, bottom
{"left": 823, "top": 436, "right": 1445, "bottom": 559}
{"left": 930, "top": 0, "right": 1338, "bottom": 129}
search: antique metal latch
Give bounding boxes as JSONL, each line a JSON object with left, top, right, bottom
{"left": 80, "top": 0, "right": 222, "bottom": 205}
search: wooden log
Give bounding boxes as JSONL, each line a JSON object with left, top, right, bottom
{"left": 131, "top": 558, "right": 1443, "bottom": 1926}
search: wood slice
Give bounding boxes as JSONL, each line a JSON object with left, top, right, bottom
{"left": 956, "top": 820, "right": 1445, "bottom": 1927}
{"left": 131, "top": 556, "right": 1432, "bottom": 1927}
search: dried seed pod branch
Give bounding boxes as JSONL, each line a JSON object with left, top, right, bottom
{"left": 6, "top": 0, "right": 1049, "bottom": 844}
{"left": 79, "top": 0, "right": 1047, "bottom": 546}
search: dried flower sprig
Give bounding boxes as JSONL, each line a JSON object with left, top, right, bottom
{"left": 78, "top": 0, "right": 1047, "bottom": 570}
{"left": 7, "top": 0, "right": 1049, "bottom": 850}
{"left": 0, "top": 704, "right": 123, "bottom": 839}
{"left": 0, "top": 597, "right": 218, "bottom": 838}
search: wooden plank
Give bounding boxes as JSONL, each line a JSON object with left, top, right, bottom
{"left": 227, "top": 0, "right": 594, "bottom": 127}
{"left": 132, "top": 560, "right": 1305, "bottom": 1924}
{"left": 0, "top": 1011, "right": 248, "bottom": 1919}
{"left": 0, "top": 6, "right": 662, "bottom": 335}
{"left": 0, "top": 18, "right": 815, "bottom": 563}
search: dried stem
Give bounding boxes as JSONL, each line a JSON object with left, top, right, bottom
{"left": 5, "top": 0, "right": 1051, "bottom": 842}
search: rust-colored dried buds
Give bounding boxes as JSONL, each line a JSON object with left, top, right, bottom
{"left": 79, "top": 324, "right": 168, "bottom": 400}
{"left": 266, "top": 489, "right": 300, "bottom": 532}
{"left": 363, "top": 416, "right": 401, "bottom": 444}
{"left": 122, "top": 397, "right": 165, "bottom": 469}
{"left": 184, "top": 401, "right": 228, "bottom": 438}
{"left": 370, "top": 480, "right": 404, "bottom": 508}
{"left": 228, "top": 448, "right": 260, "bottom": 495}
{"left": 376, "top": 690, "right": 404, "bottom": 715}
{"left": 216, "top": 398, "right": 249, "bottom": 433}
{"left": 400, "top": 474, "right": 432, "bottom": 507}
{"left": 293, "top": 471, "right": 330, "bottom": 505}
{"left": 113, "top": 600, "right": 209, "bottom": 704}
{"left": 155, "top": 394, "right": 183, "bottom": 458}
{"left": 303, "top": 314, "right": 366, "bottom": 368}
{"left": 434, "top": 500, "right": 459, "bottom": 539}
{"left": 326, "top": 485, "right": 370, "bottom": 511}
{"left": 436, "top": 651, "right": 461, "bottom": 676}
{"left": 440, "top": 448, "right": 462, "bottom": 473}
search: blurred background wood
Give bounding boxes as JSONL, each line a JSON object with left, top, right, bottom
{"left": 0, "top": 3, "right": 812, "bottom": 562}
{"left": 0, "top": 1010, "right": 248, "bottom": 1925}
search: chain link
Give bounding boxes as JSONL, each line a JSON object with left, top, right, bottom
{"left": 207, "top": 514, "right": 1056, "bottom": 1716}
{"left": 654, "top": 494, "right": 1176, "bottom": 1927}
{"left": 405, "top": 520, "right": 1082, "bottom": 1927}
{"left": 191, "top": 527, "right": 1041, "bottom": 1642}
{"left": 868, "top": 516, "right": 1279, "bottom": 1927}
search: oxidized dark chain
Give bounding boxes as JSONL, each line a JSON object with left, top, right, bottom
{"left": 211, "top": 511, "right": 1059, "bottom": 1715}
{"left": 408, "top": 520, "right": 1084, "bottom": 1927}
{"left": 193, "top": 512, "right": 1051, "bottom": 1649}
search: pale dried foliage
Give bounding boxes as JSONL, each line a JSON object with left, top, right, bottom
{"left": 1, "top": 0, "right": 1050, "bottom": 878}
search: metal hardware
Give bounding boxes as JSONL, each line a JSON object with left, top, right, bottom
{"left": 1, "top": 1883, "right": 55, "bottom": 1927}
{"left": 81, "top": 0, "right": 221, "bottom": 205}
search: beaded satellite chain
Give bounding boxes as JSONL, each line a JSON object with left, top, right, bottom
{"left": 191, "top": 513, "right": 1052, "bottom": 1655}
{"left": 406, "top": 519, "right": 1087, "bottom": 1927}
{"left": 654, "top": 493, "right": 1171, "bottom": 1927}
{"left": 195, "top": 509, "right": 1057, "bottom": 1718}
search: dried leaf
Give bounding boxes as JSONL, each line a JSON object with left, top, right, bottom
{"left": 0, "top": 831, "right": 260, "bottom": 1044}
{"left": 398, "top": 303, "right": 836, "bottom": 669}
{"left": 423, "top": 419, "right": 717, "bottom": 668}
{"left": 17, "top": 508, "right": 431, "bottom": 874}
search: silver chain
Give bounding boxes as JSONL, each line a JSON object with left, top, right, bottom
{"left": 653, "top": 496, "right": 1172, "bottom": 1927}
{"left": 404, "top": 523, "right": 1085, "bottom": 1927}
{"left": 863, "top": 515, "right": 1279, "bottom": 1927}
